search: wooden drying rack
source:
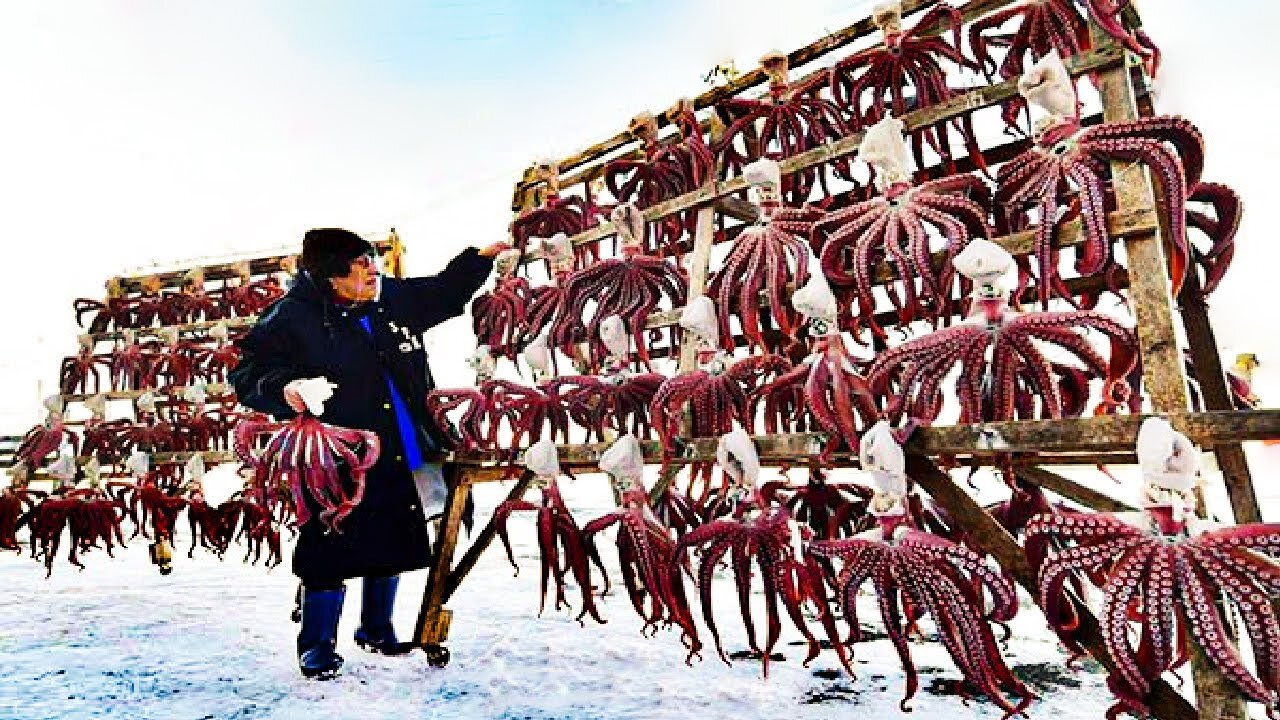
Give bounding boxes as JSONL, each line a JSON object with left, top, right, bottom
{"left": 408, "top": 2, "right": 1272, "bottom": 718}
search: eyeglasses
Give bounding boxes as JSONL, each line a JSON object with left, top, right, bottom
{"left": 349, "top": 252, "right": 379, "bottom": 271}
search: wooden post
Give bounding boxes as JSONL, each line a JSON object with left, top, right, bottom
{"left": 1091, "top": 21, "right": 1248, "bottom": 717}
{"left": 413, "top": 464, "right": 473, "bottom": 647}
{"left": 1014, "top": 466, "right": 1138, "bottom": 513}
{"left": 1178, "top": 270, "right": 1265, "bottom": 524}
{"left": 441, "top": 470, "right": 535, "bottom": 604}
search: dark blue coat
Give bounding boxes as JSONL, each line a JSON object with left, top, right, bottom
{"left": 229, "top": 248, "right": 493, "bottom": 586}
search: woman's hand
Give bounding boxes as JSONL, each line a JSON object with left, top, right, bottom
{"left": 477, "top": 241, "right": 513, "bottom": 258}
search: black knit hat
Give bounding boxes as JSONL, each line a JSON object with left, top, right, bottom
{"left": 299, "top": 228, "right": 375, "bottom": 280}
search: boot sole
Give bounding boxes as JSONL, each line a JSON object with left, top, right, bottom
{"left": 354, "top": 638, "right": 416, "bottom": 656}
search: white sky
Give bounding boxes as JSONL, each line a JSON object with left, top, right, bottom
{"left": 0, "top": 1, "right": 1277, "bottom": 429}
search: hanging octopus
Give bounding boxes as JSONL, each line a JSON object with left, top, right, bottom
{"left": 183, "top": 456, "right": 228, "bottom": 558}
{"left": 754, "top": 263, "right": 881, "bottom": 464}
{"left": 867, "top": 239, "right": 1138, "bottom": 426}
{"left": 222, "top": 261, "right": 285, "bottom": 318}
{"left": 233, "top": 381, "right": 379, "bottom": 533}
{"left": 113, "top": 392, "right": 178, "bottom": 459}
{"left": 109, "top": 328, "right": 151, "bottom": 391}
{"left": 133, "top": 275, "right": 171, "bottom": 327}
{"left": 670, "top": 430, "right": 847, "bottom": 673}
{"left": 169, "top": 268, "right": 226, "bottom": 323}
{"left": 552, "top": 203, "right": 688, "bottom": 371}
{"left": 524, "top": 234, "right": 584, "bottom": 373}
{"left": 604, "top": 98, "right": 714, "bottom": 255}
{"left": 970, "top": 0, "right": 1159, "bottom": 120}
{"left": 581, "top": 434, "right": 698, "bottom": 645}
{"left": 808, "top": 422, "right": 1036, "bottom": 715}
{"left": 828, "top": 1, "right": 984, "bottom": 176}
{"left": 1, "top": 468, "right": 45, "bottom": 551}
{"left": 80, "top": 393, "right": 126, "bottom": 467}
{"left": 198, "top": 321, "right": 242, "bottom": 383}
{"left": 60, "top": 333, "right": 109, "bottom": 396}
{"left": 714, "top": 50, "right": 852, "bottom": 204}
{"left": 511, "top": 160, "right": 607, "bottom": 263}
{"left": 145, "top": 326, "right": 198, "bottom": 387}
{"left": 493, "top": 438, "right": 607, "bottom": 624}
{"left": 760, "top": 468, "right": 874, "bottom": 542}
{"left": 470, "top": 249, "right": 531, "bottom": 364}
{"left": 996, "top": 51, "right": 1203, "bottom": 307}
{"left": 546, "top": 369, "right": 665, "bottom": 443}
{"left": 706, "top": 159, "right": 816, "bottom": 354}
{"left": 14, "top": 396, "right": 78, "bottom": 470}
{"left": 426, "top": 347, "right": 567, "bottom": 453}
{"left": 1025, "top": 418, "right": 1280, "bottom": 718}
{"left": 649, "top": 297, "right": 791, "bottom": 468}
{"left": 808, "top": 116, "right": 993, "bottom": 341}
{"left": 74, "top": 277, "right": 135, "bottom": 333}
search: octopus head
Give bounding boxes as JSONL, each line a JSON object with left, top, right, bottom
{"left": 599, "top": 315, "right": 630, "bottom": 360}
{"left": 159, "top": 326, "right": 180, "bottom": 347}
{"left": 1018, "top": 50, "right": 1078, "bottom": 122}
{"left": 182, "top": 383, "right": 207, "bottom": 406}
{"left": 493, "top": 248, "right": 521, "bottom": 278}
{"left": 232, "top": 261, "right": 252, "bottom": 282}
{"left": 125, "top": 450, "right": 150, "bottom": 478}
{"left": 792, "top": 265, "right": 839, "bottom": 329}
{"left": 600, "top": 433, "right": 645, "bottom": 491}
{"left": 627, "top": 111, "right": 659, "bottom": 144}
{"left": 872, "top": 1, "right": 904, "bottom": 40}
{"left": 953, "top": 238, "right": 1014, "bottom": 289}
{"left": 83, "top": 457, "right": 102, "bottom": 488}
{"left": 105, "top": 276, "right": 125, "bottom": 299}
{"left": 48, "top": 450, "right": 77, "bottom": 486}
{"left": 78, "top": 333, "right": 94, "bottom": 350}
{"left": 522, "top": 332, "right": 553, "bottom": 382}
{"left": 542, "top": 233, "right": 575, "bottom": 275}
{"left": 185, "top": 454, "right": 206, "bottom": 484}
{"left": 183, "top": 267, "right": 205, "bottom": 290}
{"left": 743, "top": 157, "right": 783, "bottom": 206}
{"left": 716, "top": 427, "right": 761, "bottom": 492}
{"left": 523, "top": 437, "right": 561, "bottom": 481}
{"left": 861, "top": 116, "right": 912, "bottom": 192}
{"left": 136, "top": 390, "right": 158, "bottom": 415}
{"left": 679, "top": 296, "right": 720, "bottom": 349}
{"left": 759, "top": 50, "right": 789, "bottom": 89}
{"left": 41, "top": 394, "right": 65, "bottom": 418}
{"left": 610, "top": 203, "right": 647, "bottom": 253}
{"left": 85, "top": 393, "right": 108, "bottom": 420}
{"left": 531, "top": 158, "right": 561, "bottom": 195}
{"left": 121, "top": 328, "right": 137, "bottom": 346}
{"left": 209, "top": 321, "right": 230, "bottom": 344}
{"left": 140, "top": 275, "right": 163, "bottom": 295}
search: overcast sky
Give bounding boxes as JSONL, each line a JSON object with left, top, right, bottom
{"left": 1, "top": 1, "right": 1276, "bottom": 429}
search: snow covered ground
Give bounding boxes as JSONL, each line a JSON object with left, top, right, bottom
{"left": 0, "top": 476, "right": 1137, "bottom": 720}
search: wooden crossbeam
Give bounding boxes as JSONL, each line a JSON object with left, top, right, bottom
{"left": 87, "top": 316, "right": 255, "bottom": 344}
{"left": 1014, "top": 466, "right": 1138, "bottom": 513}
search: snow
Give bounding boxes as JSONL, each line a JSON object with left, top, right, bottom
{"left": 0, "top": 478, "right": 1126, "bottom": 720}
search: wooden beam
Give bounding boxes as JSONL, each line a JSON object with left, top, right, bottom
{"left": 447, "top": 410, "right": 1280, "bottom": 473}
{"left": 1178, "top": 270, "right": 1264, "bottom": 524}
{"left": 906, "top": 455, "right": 1197, "bottom": 720}
{"left": 88, "top": 316, "right": 256, "bottom": 344}
{"left": 521, "top": 46, "right": 1125, "bottom": 260}
{"left": 442, "top": 470, "right": 535, "bottom": 604}
{"left": 414, "top": 465, "right": 472, "bottom": 647}
{"left": 1015, "top": 466, "right": 1138, "bottom": 513}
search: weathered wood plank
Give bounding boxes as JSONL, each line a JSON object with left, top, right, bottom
{"left": 414, "top": 466, "right": 472, "bottom": 646}
{"left": 442, "top": 470, "right": 535, "bottom": 604}
{"left": 1015, "top": 466, "right": 1138, "bottom": 513}
{"left": 88, "top": 316, "right": 256, "bottom": 344}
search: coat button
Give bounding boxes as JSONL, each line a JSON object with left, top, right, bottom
{"left": 383, "top": 403, "right": 391, "bottom": 410}
{"left": 395, "top": 455, "right": 403, "bottom": 462}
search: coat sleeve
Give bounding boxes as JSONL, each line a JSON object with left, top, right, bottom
{"left": 228, "top": 303, "right": 304, "bottom": 419}
{"left": 396, "top": 247, "right": 495, "bottom": 335}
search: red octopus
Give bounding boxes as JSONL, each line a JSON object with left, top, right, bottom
{"left": 233, "top": 412, "right": 379, "bottom": 533}
{"left": 970, "top": 0, "right": 1159, "bottom": 119}
{"left": 547, "top": 372, "right": 664, "bottom": 443}
{"left": 808, "top": 117, "right": 992, "bottom": 341}
{"left": 761, "top": 469, "right": 874, "bottom": 540}
{"left": 996, "top": 52, "right": 1203, "bottom": 306}
{"left": 867, "top": 240, "right": 1138, "bottom": 426}
{"left": 524, "top": 235, "right": 583, "bottom": 373}
{"left": 706, "top": 160, "right": 821, "bottom": 354}
{"left": 1026, "top": 419, "right": 1280, "bottom": 718}
{"left": 511, "top": 160, "right": 607, "bottom": 263}
{"left": 552, "top": 203, "right": 688, "bottom": 371}
{"left": 808, "top": 423, "right": 1035, "bottom": 715}
{"left": 74, "top": 277, "right": 135, "bottom": 333}
{"left": 581, "top": 435, "right": 698, "bottom": 644}
{"left": 60, "top": 334, "right": 110, "bottom": 396}
{"left": 604, "top": 98, "right": 713, "bottom": 255}
{"left": 14, "top": 396, "right": 78, "bottom": 470}
{"left": 471, "top": 249, "right": 531, "bottom": 364}
{"left": 169, "top": 268, "right": 227, "bottom": 323}
{"left": 828, "top": 2, "right": 984, "bottom": 177}
{"left": 427, "top": 351, "right": 567, "bottom": 452}
{"left": 80, "top": 394, "right": 127, "bottom": 467}
{"left": 145, "top": 327, "right": 198, "bottom": 388}
{"left": 667, "top": 431, "right": 847, "bottom": 673}
{"left": 494, "top": 440, "right": 607, "bottom": 624}
{"left": 114, "top": 393, "right": 177, "bottom": 457}
{"left": 198, "top": 322, "right": 242, "bottom": 383}
{"left": 222, "top": 261, "right": 285, "bottom": 318}
{"left": 714, "top": 51, "right": 852, "bottom": 204}
{"left": 0, "top": 479, "right": 44, "bottom": 551}
{"left": 109, "top": 329, "right": 151, "bottom": 391}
